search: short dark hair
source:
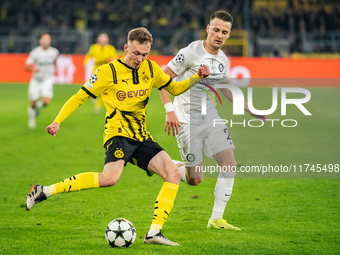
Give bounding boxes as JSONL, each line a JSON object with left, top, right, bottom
{"left": 210, "top": 10, "right": 233, "bottom": 24}
{"left": 38, "top": 32, "right": 50, "bottom": 39}
{"left": 127, "top": 27, "right": 153, "bottom": 45}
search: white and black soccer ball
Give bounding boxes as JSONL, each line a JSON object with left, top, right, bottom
{"left": 105, "top": 218, "right": 136, "bottom": 248}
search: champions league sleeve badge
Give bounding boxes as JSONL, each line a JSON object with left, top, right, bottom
{"left": 89, "top": 74, "right": 98, "bottom": 84}
{"left": 175, "top": 53, "right": 185, "bottom": 64}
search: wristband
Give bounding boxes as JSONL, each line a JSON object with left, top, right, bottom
{"left": 164, "top": 102, "right": 175, "bottom": 113}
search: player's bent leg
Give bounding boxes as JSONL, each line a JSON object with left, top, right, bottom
{"left": 26, "top": 161, "right": 124, "bottom": 211}
{"left": 172, "top": 160, "right": 189, "bottom": 184}
{"left": 42, "top": 97, "right": 51, "bottom": 107}
{"left": 148, "top": 151, "right": 180, "bottom": 184}
{"left": 30, "top": 100, "right": 38, "bottom": 109}
{"left": 25, "top": 172, "right": 100, "bottom": 210}
{"left": 27, "top": 106, "right": 36, "bottom": 129}
{"left": 144, "top": 151, "right": 180, "bottom": 245}
{"left": 207, "top": 148, "right": 240, "bottom": 230}
{"left": 172, "top": 160, "right": 204, "bottom": 185}
{"left": 99, "top": 160, "right": 125, "bottom": 187}
{"left": 186, "top": 163, "right": 204, "bottom": 186}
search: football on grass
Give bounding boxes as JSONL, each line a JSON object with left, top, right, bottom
{"left": 105, "top": 218, "right": 136, "bottom": 248}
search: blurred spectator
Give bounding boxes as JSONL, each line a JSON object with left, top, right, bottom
{"left": 0, "top": 0, "right": 339, "bottom": 55}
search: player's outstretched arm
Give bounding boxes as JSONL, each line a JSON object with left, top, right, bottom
{"left": 46, "top": 89, "right": 91, "bottom": 137}
{"left": 164, "top": 65, "right": 210, "bottom": 96}
{"left": 47, "top": 122, "right": 59, "bottom": 137}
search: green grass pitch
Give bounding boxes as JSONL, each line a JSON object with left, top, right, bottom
{"left": 0, "top": 83, "right": 339, "bottom": 254}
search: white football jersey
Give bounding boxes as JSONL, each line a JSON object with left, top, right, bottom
{"left": 26, "top": 46, "right": 59, "bottom": 80}
{"left": 167, "top": 40, "right": 229, "bottom": 124}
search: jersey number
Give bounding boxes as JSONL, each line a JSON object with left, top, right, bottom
{"left": 224, "top": 128, "right": 231, "bottom": 140}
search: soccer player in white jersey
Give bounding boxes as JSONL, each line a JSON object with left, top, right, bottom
{"left": 25, "top": 32, "right": 59, "bottom": 128}
{"left": 159, "top": 10, "right": 267, "bottom": 230}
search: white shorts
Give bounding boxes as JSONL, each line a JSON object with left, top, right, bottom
{"left": 176, "top": 120, "right": 235, "bottom": 167}
{"left": 28, "top": 77, "right": 54, "bottom": 101}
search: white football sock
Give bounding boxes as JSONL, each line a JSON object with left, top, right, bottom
{"left": 27, "top": 107, "right": 36, "bottom": 116}
{"left": 148, "top": 224, "right": 161, "bottom": 236}
{"left": 36, "top": 100, "right": 44, "bottom": 110}
{"left": 172, "top": 160, "right": 188, "bottom": 184}
{"left": 42, "top": 186, "right": 52, "bottom": 197}
{"left": 27, "top": 107, "right": 36, "bottom": 128}
{"left": 210, "top": 171, "right": 235, "bottom": 221}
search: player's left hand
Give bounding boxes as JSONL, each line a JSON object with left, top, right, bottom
{"left": 198, "top": 65, "right": 210, "bottom": 78}
{"left": 47, "top": 122, "right": 60, "bottom": 137}
{"left": 165, "top": 111, "right": 181, "bottom": 136}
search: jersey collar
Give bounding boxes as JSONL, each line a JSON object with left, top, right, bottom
{"left": 118, "top": 59, "right": 140, "bottom": 70}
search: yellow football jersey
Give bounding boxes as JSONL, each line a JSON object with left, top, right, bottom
{"left": 54, "top": 58, "right": 201, "bottom": 145}
{"left": 84, "top": 43, "right": 118, "bottom": 71}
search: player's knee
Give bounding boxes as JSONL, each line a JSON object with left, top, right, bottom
{"left": 188, "top": 178, "right": 203, "bottom": 186}
{"left": 31, "top": 102, "right": 37, "bottom": 108}
{"left": 164, "top": 166, "right": 181, "bottom": 183}
{"left": 173, "top": 167, "right": 181, "bottom": 182}
{"left": 221, "top": 160, "right": 237, "bottom": 170}
{"left": 99, "top": 174, "right": 119, "bottom": 187}
{"left": 103, "top": 178, "right": 118, "bottom": 187}
{"left": 43, "top": 99, "right": 50, "bottom": 106}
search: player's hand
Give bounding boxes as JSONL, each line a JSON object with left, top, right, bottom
{"left": 198, "top": 65, "right": 210, "bottom": 78}
{"left": 47, "top": 122, "right": 60, "bottom": 137}
{"left": 165, "top": 111, "right": 181, "bottom": 136}
{"left": 251, "top": 113, "right": 267, "bottom": 122}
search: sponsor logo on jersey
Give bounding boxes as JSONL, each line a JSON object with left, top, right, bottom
{"left": 114, "top": 148, "right": 124, "bottom": 158}
{"left": 116, "top": 89, "right": 149, "bottom": 101}
{"left": 84, "top": 81, "right": 93, "bottom": 89}
{"left": 89, "top": 74, "right": 97, "bottom": 84}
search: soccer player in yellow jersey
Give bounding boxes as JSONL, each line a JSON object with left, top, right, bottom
{"left": 25, "top": 27, "right": 210, "bottom": 246}
{"left": 84, "top": 33, "right": 118, "bottom": 113}
{"left": 84, "top": 33, "right": 118, "bottom": 71}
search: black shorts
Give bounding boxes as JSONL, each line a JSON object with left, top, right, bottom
{"left": 104, "top": 136, "right": 164, "bottom": 172}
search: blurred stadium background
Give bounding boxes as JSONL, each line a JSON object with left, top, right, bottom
{"left": 1, "top": 0, "right": 339, "bottom": 56}
{"left": 0, "top": 0, "right": 339, "bottom": 85}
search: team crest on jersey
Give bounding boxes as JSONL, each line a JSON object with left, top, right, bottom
{"left": 175, "top": 53, "right": 185, "bottom": 63}
{"left": 114, "top": 148, "right": 124, "bottom": 158}
{"left": 142, "top": 72, "right": 150, "bottom": 83}
{"left": 218, "top": 63, "right": 224, "bottom": 72}
{"left": 89, "top": 74, "right": 97, "bottom": 84}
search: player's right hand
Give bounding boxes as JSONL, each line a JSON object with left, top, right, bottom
{"left": 47, "top": 122, "right": 60, "bottom": 137}
{"left": 165, "top": 111, "right": 181, "bottom": 136}
{"left": 198, "top": 64, "right": 210, "bottom": 78}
